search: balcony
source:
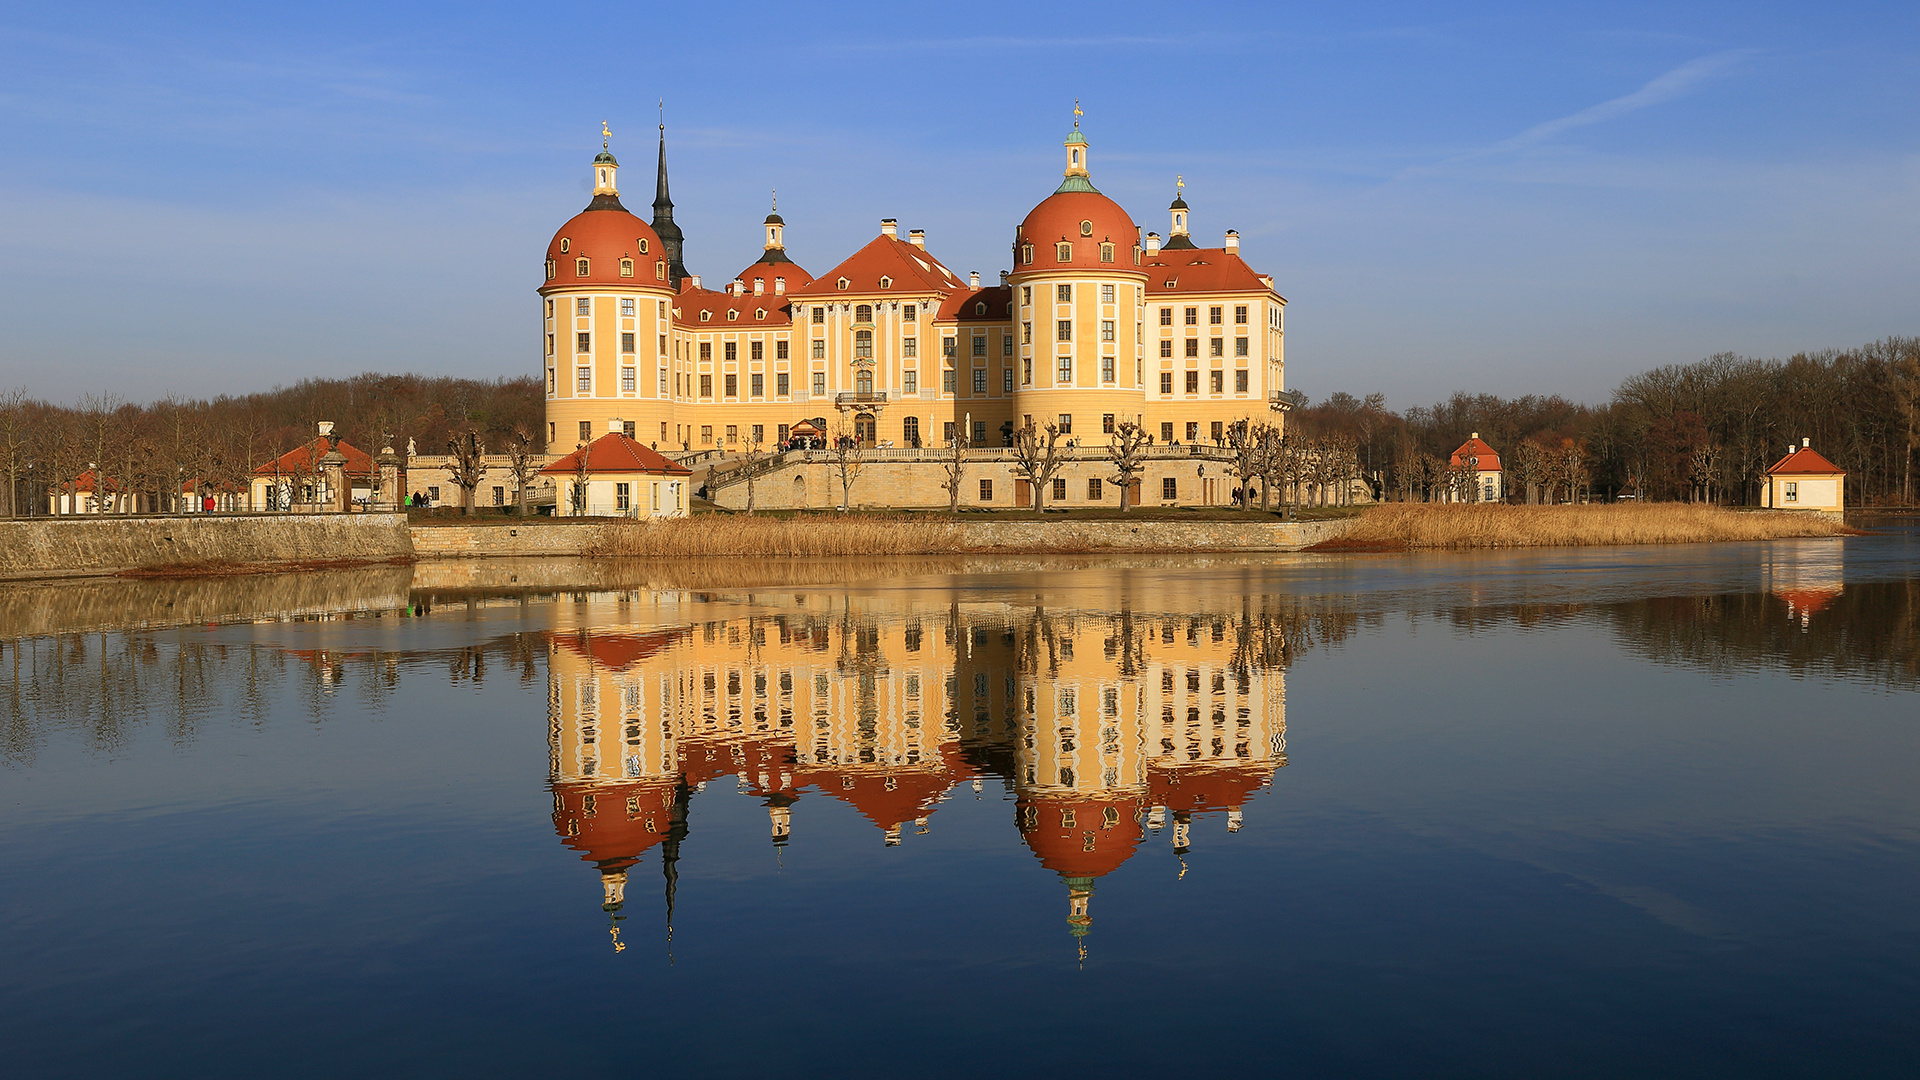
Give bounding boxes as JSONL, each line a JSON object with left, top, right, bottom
{"left": 834, "top": 392, "right": 888, "bottom": 406}
{"left": 1268, "top": 391, "right": 1294, "bottom": 412}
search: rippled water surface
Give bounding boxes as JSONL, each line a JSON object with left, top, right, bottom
{"left": 2, "top": 531, "right": 1917, "bottom": 1078}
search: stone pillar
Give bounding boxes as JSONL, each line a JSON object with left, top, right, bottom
{"left": 374, "top": 446, "right": 405, "bottom": 512}
{"left": 321, "top": 440, "right": 349, "bottom": 513}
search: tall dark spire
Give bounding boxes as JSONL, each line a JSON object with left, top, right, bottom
{"left": 651, "top": 112, "right": 689, "bottom": 289}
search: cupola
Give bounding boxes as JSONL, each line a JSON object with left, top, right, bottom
{"left": 1163, "top": 176, "right": 1196, "bottom": 250}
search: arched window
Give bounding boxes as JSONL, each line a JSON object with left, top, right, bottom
{"left": 878, "top": 276, "right": 892, "bottom": 289}
{"left": 854, "top": 329, "right": 873, "bottom": 358}
{"left": 855, "top": 304, "right": 873, "bottom": 323}
{"left": 545, "top": 259, "right": 555, "bottom": 280}
{"left": 1020, "top": 244, "right": 1034, "bottom": 265}
{"left": 837, "top": 277, "right": 849, "bottom": 290}
{"left": 975, "top": 302, "right": 986, "bottom": 316}
{"left": 576, "top": 258, "right": 590, "bottom": 276}
{"left": 1055, "top": 242, "right": 1072, "bottom": 262}
{"left": 855, "top": 370, "right": 873, "bottom": 394}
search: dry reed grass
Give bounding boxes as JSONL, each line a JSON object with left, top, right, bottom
{"left": 1320, "top": 502, "right": 1848, "bottom": 550}
{"left": 591, "top": 515, "right": 964, "bottom": 558}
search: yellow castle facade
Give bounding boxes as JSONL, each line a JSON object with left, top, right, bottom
{"left": 538, "top": 118, "right": 1288, "bottom": 501}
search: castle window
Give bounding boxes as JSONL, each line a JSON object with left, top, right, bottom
{"left": 576, "top": 332, "right": 590, "bottom": 352}
{"left": 1100, "top": 284, "right": 1115, "bottom": 303}
{"left": 1004, "top": 335, "right": 1014, "bottom": 357}
{"left": 1057, "top": 356, "right": 1073, "bottom": 383}
{"left": 576, "top": 298, "right": 591, "bottom": 316}
{"left": 1056, "top": 320, "right": 1071, "bottom": 342}
{"left": 1055, "top": 242, "right": 1072, "bottom": 262}
{"left": 975, "top": 302, "right": 986, "bottom": 316}
{"left": 620, "top": 297, "right": 635, "bottom": 316}
{"left": 1163, "top": 477, "right": 1177, "bottom": 500}
{"left": 942, "top": 368, "right": 956, "bottom": 393}
{"left": 1236, "top": 337, "right": 1249, "bottom": 357}
{"left": 904, "top": 304, "right": 917, "bottom": 321}
{"left": 699, "top": 310, "right": 711, "bottom": 323}
{"left": 724, "top": 374, "right": 737, "bottom": 397}
{"left": 727, "top": 309, "right": 738, "bottom": 321}
{"left": 972, "top": 335, "right": 986, "bottom": 357}
{"left": 751, "top": 341, "right": 764, "bottom": 361}
{"left": 902, "top": 336, "right": 917, "bottom": 357}
{"left": 1099, "top": 243, "right": 1114, "bottom": 263}
{"left": 576, "top": 367, "right": 591, "bottom": 392}
{"left": 1100, "top": 320, "right": 1115, "bottom": 342}
{"left": 973, "top": 369, "right": 987, "bottom": 393}
{"left": 545, "top": 260, "right": 555, "bottom": 279}
{"left": 837, "top": 277, "right": 849, "bottom": 290}
{"left": 621, "top": 367, "right": 636, "bottom": 393}
{"left": 1057, "top": 284, "right": 1071, "bottom": 303}
{"left": 1133, "top": 245, "right": 1142, "bottom": 265}
{"left": 1079, "top": 220, "right": 1093, "bottom": 236}
{"left": 724, "top": 342, "right": 737, "bottom": 362}
{"left": 1236, "top": 370, "right": 1249, "bottom": 392}
{"left": 777, "top": 372, "right": 790, "bottom": 395}
{"left": 812, "top": 306, "right": 825, "bottom": 324}
{"left": 1020, "top": 244, "right": 1034, "bottom": 265}
{"left": 620, "top": 259, "right": 634, "bottom": 277}
{"left": 980, "top": 479, "right": 993, "bottom": 500}
{"left": 751, "top": 373, "right": 764, "bottom": 397}
{"left": 1102, "top": 414, "right": 1116, "bottom": 434}
{"left": 1160, "top": 340, "right": 1173, "bottom": 358}
{"left": 855, "top": 304, "right": 873, "bottom": 323}
{"left": 1185, "top": 371, "right": 1200, "bottom": 393}
{"left": 878, "top": 276, "right": 892, "bottom": 289}
{"left": 546, "top": 333, "right": 554, "bottom": 355}
{"left": 776, "top": 340, "right": 788, "bottom": 360}
{"left": 811, "top": 341, "right": 825, "bottom": 359}
{"left": 1211, "top": 337, "right": 1224, "bottom": 357}
{"left": 812, "top": 372, "right": 826, "bottom": 395}
{"left": 1022, "top": 322, "right": 1032, "bottom": 344}
{"left": 620, "top": 332, "right": 635, "bottom": 353}
{"left": 756, "top": 308, "right": 766, "bottom": 319}
{"left": 1185, "top": 306, "right": 1198, "bottom": 325}
{"left": 1210, "top": 306, "right": 1224, "bottom": 325}
{"left": 655, "top": 261, "right": 666, "bottom": 280}
{"left": 659, "top": 334, "right": 667, "bottom": 355}
{"left": 855, "top": 330, "right": 873, "bottom": 358}
{"left": 903, "top": 369, "right": 917, "bottom": 392}
{"left": 1211, "top": 370, "right": 1224, "bottom": 393}
{"left": 1057, "top": 414, "right": 1072, "bottom": 434}
{"left": 1101, "top": 356, "right": 1115, "bottom": 384}
{"left": 1235, "top": 304, "right": 1249, "bottom": 324}
{"left": 1003, "top": 368, "right": 1014, "bottom": 392}
{"left": 1160, "top": 307, "right": 1173, "bottom": 326}
{"left": 942, "top": 336, "right": 957, "bottom": 358}
{"left": 559, "top": 238, "right": 570, "bottom": 253}
{"left": 699, "top": 342, "right": 711, "bottom": 360}
{"left": 576, "top": 258, "right": 589, "bottom": 276}
{"left": 1160, "top": 372, "right": 1174, "bottom": 394}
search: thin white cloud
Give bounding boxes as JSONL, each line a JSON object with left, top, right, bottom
{"left": 1495, "top": 49, "right": 1756, "bottom": 151}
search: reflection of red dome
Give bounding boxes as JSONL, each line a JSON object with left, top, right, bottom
{"left": 1015, "top": 190, "right": 1141, "bottom": 261}
{"left": 548, "top": 628, "right": 687, "bottom": 671}
{"left": 1147, "top": 763, "right": 1277, "bottom": 814}
{"left": 541, "top": 204, "right": 671, "bottom": 292}
{"left": 1017, "top": 793, "right": 1146, "bottom": 878}
{"left": 795, "top": 742, "right": 972, "bottom": 831}
{"left": 1776, "top": 587, "right": 1842, "bottom": 617}
{"left": 679, "top": 736, "right": 800, "bottom": 793}
{"left": 551, "top": 777, "right": 678, "bottom": 872}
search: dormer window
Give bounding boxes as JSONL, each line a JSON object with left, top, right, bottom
{"left": 655, "top": 261, "right": 666, "bottom": 280}
{"left": 1079, "top": 220, "right": 1093, "bottom": 237}
{"left": 1020, "top": 243, "right": 1034, "bottom": 265}
{"left": 559, "top": 238, "right": 570, "bottom": 253}
{"left": 1133, "top": 245, "right": 1142, "bottom": 265}
{"left": 1056, "top": 242, "right": 1072, "bottom": 262}
{"left": 975, "top": 302, "right": 986, "bottom": 316}
{"left": 637, "top": 237, "right": 649, "bottom": 253}
{"left": 620, "top": 259, "right": 634, "bottom": 277}
{"left": 699, "top": 310, "right": 712, "bottom": 323}
{"left": 855, "top": 304, "right": 873, "bottom": 323}
{"left": 1099, "top": 243, "right": 1115, "bottom": 263}
{"left": 837, "top": 277, "right": 849, "bottom": 290}
{"left": 878, "top": 275, "right": 892, "bottom": 289}
{"left": 545, "top": 259, "right": 556, "bottom": 280}
{"left": 756, "top": 308, "right": 766, "bottom": 319}
{"left": 727, "top": 309, "right": 739, "bottom": 321}
{"left": 575, "top": 258, "right": 590, "bottom": 276}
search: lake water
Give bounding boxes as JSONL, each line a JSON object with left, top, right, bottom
{"left": 2, "top": 532, "right": 1917, "bottom": 1078}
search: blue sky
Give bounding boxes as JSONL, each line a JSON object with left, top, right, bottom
{"left": 1, "top": 1, "right": 1915, "bottom": 408}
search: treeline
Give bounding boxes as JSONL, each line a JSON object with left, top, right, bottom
{"left": 1291, "top": 337, "right": 1920, "bottom": 505}
{"left": 0, "top": 373, "right": 542, "bottom": 514}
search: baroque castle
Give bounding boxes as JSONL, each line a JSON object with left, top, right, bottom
{"left": 540, "top": 117, "right": 1288, "bottom": 481}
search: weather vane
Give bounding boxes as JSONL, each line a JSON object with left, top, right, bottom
{"left": 658, "top": 98, "right": 665, "bottom": 132}
{"left": 1073, "top": 99, "right": 1083, "bottom": 128}
{"left": 601, "top": 121, "right": 611, "bottom": 149}
{"left": 771, "top": 187, "right": 777, "bottom": 212}
{"left": 1177, "top": 174, "right": 1184, "bottom": 193}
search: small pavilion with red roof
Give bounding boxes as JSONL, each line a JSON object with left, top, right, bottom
{"left": 250, "top": 423, "right": 373, "bottom": 511}
{"left": 1443, "top": 433, "right": 1504, "bottom": 503}
{"left": 1762, "top": 439, "right": 1846, "bottom": 511}
{"left": 540, "top": 423, "right": 691, "bottom": 517}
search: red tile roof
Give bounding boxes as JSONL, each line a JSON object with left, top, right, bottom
{"left": 1015, "top": 190, "right": 1141, "bottom": 267}
{"left": 935, "top": 285, "right": 1013, "bottom": 323}
{"left": 1449, "top": 436, "right": 1502, "bottom": 472}
{"left": 539, "top": 431, "right": 692, "bottom": 476}
{"left": 731, "top": 253, "right": 813, "bottom": 296}
{"left": 551, "top": 777, "right": 678, "bottom": 871}
{"left": 1016, "top": 793, "right": 1146, "bottom": 878}
{"left": 674, "top": 284, "right": 794, "bottom": 328}
{"left": 541, "top": 205, "right": 674, "bottom": 293}
{"left": 253, "top": 437, "right": 373, "bottom": 478}
{"left": 1144, "top": 247, "right": 1276, "bottom": 296}
{"left": 1767, "top": 446, "right": 1845, "bottom": 475}
{"left": 789, "top": 233, "right": 965, "bottom": 296}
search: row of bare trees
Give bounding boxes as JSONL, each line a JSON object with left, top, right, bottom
{"left": 0, "top": 374, "right": 542, "bottom": 516}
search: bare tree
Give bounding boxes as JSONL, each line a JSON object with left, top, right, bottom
{"left": 570, "top": 442, "right": 590, "bottom": 515}
{"left": 938, "top": 430, "right": 970, "bottom": 513}
{"left": 1105, "top": 421, "right": 1151, "bottom": 512}
{"left": 0, "top": 387, "right": 28, "bottom": 517}
{"left": 1227, "top": 420, "right": 1260, "bottom": 509}
{"left": 445, "top": 428, "right": 488, "bottom": 516}
{"left": 830, "top": 421, "right": 864, "bottom": 511}
{"left": 740, "top": 430, "right": 766, "bottom": 515}
{"left": 1511, "top": 439, "right": 1547, "bottom": 504}
{"left": 1009, "top": 421, "right": 1066, "bottom": 511}
{"left": 505, "top": 425, "right": 540, "bottom": 517}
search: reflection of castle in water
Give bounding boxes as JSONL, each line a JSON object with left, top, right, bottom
{"left": 546, "top": 591, "right": 1288, "bottom": 958}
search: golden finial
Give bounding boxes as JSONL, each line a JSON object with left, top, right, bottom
{"left": 771, "top": 187, "right": 777, "bottom": 212}
{"left": 602, "top": 121, "right": 611, "bottom": 149}
{"left": 1176, "top": 174, "right": 1184, "bottom": 192}
{"left": 1072, "top": 99, "right": 1083, "bottom": 128}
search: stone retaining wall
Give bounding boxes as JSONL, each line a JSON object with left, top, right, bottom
{"left": 408, "top": 523, "right": 603, "bottom": 558}
{"left": 0, "top": 514, "right": 412, "bottom": 581}
{"left": 957, "top": 519, "right": 1347, "bottom": 552}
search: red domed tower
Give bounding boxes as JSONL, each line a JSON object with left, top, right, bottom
{"left": 539, "top": 126, "right": 681, "bottom": 454}
{"left": 1006, "top": 108, "right": 1150, "bottom": 441}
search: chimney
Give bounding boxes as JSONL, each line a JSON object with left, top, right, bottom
{"left": 999, "top": 270, "right": 1011, "bottom": 286}
{"left": 881, "top": 218, "right": 898, "bottom": 237}
{"left": 969, "top": 271, "right": 980, "bottom": 287}
{"left": 1471, "top": 432, "right": 1480, "bottom": 440}
{"left": 908, "top": 228, "right": 925, "bottom": 248}
{"left": 1224, "top": 229, "right": 1240, "bottom": 253}
{"left": 753, "top": 278, "right": 764, "bottom": 295}
{"left": 317, "top": 421, "right": 334, "bottom": 437}
{"left": 1145, "top": 232, "right": 1162, "bottom": 255}
{"left": 1803, "top": 437, "right": 1811, "bottom": 448}
{"left": 607, "top": 418, "right": 622, "bottom": 433}
{"left": 689, "top": 274, "right": 701, "bottom": 290}
{"left": 774, "top": 276, "right": 786, "bottom": 294}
